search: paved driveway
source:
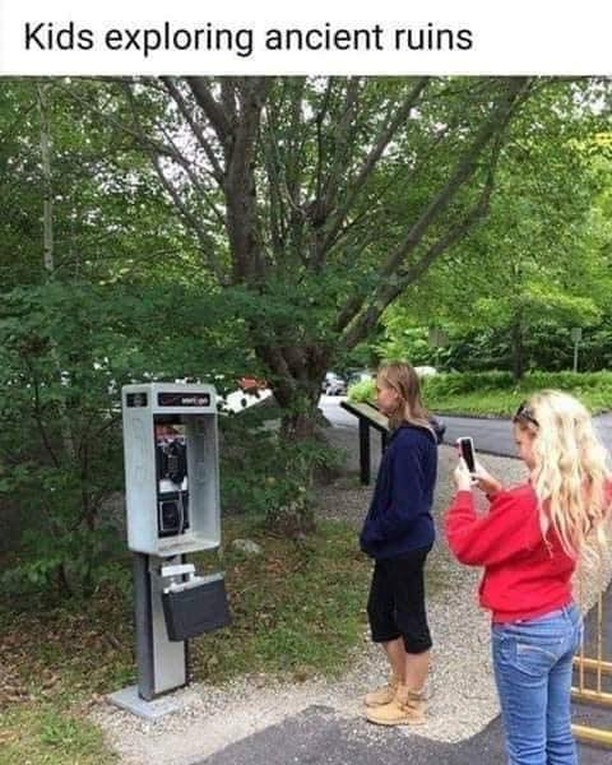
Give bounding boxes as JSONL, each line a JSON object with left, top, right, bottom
{"left": 320, "top": 395, "right": 612, "bottom": 459}
{"left": 196, "top": 702, "right": 608, "bottom": 764}
{"left": 439, "top": 415, "right": 515, "bottom": 457}
{"left": 441, "top": 412, "right": 612, "bottom": 458}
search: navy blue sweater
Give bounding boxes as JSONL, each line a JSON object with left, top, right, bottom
{"left": 359, "top": 423, "right": 438, "bottom": 560}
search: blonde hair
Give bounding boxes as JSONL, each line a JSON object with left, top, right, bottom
{"left": 377, "top": 362, "right": 434, "bottom": 435}
{"left": 517, "top": 390, "right": 610, "bottom": 558}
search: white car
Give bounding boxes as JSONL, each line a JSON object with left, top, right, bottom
{"left": 322, "top": 372, "right": 347, "bottom": 396}
{"left": 414, "top": 366, "right": 438, "bottom": 378}
{"left": 347, "top": 369, "right": 374, "bottom": 386}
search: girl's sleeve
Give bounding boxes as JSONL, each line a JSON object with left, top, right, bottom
{"left": 445, "top": 488, "right": 537, "bottom": 566}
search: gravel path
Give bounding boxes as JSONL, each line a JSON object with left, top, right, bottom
{"left": 93, "top": 432, "right": 611, "bottom": 765}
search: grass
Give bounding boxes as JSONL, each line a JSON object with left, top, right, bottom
{"left": 0, "top": 515, "right": 379, "bottom": 764}
{"left": 190, "top": 517, "right": 372, "bottom": 681}
{"left": 425, "top": 371, "right": 612, "bottom": 416}
{"left": 425, "top": 389, "right": 537, "bottom": 417}
{"left": 0, "top": 512, "right": 453, "bottom": 765}
{"left": 350, "top": 371, "right": 612, "bottom": 417}
{"left": 0, "top": 705, "right": 117, "bottom": 765}
{"left": 426, "top": 388, "right": 612, "bottom": 417}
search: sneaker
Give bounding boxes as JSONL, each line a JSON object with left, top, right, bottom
{"left": 364, "top": 676, "right": 399, "bottom": 707}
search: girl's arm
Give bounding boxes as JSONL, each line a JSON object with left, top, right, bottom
{"left": 445, "top": 486, "right": 539, "bottom": 566}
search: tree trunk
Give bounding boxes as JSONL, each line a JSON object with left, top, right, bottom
{"left": 511, "top": 311, "right": 525, "bottom": 382}
{"left": 276, "top": 387, "right": 322, "bottom": 441}
{"left": 259, "top": 348, "right": 330, "bottom": 536}
{"left": 37, "top": 83, "right": 77, "bottom": 461}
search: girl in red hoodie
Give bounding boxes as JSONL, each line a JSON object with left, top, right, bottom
{"left": 446, "top": 390, "right": 610, "bottom": 765}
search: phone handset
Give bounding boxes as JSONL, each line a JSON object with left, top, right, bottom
{"left": 166, "top": 440, "right": 187, "bottom": 485}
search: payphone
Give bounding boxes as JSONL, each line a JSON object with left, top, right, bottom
{"left": 119, "top": 383, "right": 230, "bottom": 705}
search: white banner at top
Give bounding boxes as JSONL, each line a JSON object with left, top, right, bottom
{"left": 0, "top": 0, "right": 610, "bottom": 76}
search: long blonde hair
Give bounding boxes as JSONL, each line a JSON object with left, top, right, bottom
{"left": 516, "top": 390, "right": 610, "bottom": 557}
{"left": 378, "top": 362, "right": 434, "bottom": 435}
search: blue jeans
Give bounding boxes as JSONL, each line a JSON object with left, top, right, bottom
{"left": 492, "top": 603, "right": 583, "bottom": 765}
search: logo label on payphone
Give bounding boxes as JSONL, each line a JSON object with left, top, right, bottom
{"left": 157, "top": 392, "right": 210, "bottom": 407}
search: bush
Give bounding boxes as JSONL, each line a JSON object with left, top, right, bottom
{"left": 422, "top": 371, "right": 612, "bottom": 415}
{"left": 423, "top": 370, "right": 514, "bottom": 396}
{"left": 347, "top": 378, "right": 376, "bottom": 403}
{"left": 219, "top": 401, "right": 344, "bottom": 533}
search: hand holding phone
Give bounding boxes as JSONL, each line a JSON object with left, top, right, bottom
{"left": 457, "top": 436, "right": 476, "bottom": 473}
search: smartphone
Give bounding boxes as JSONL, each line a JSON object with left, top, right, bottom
{"left": 457, "top": 436, "right": 476, "bottom": 473}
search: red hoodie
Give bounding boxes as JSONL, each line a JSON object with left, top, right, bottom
{"left": 445, "top": 484, "right": 576, "bottom": 623}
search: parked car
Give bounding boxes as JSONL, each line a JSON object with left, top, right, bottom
{"left": 347, "top": 369, "right": 374, "bottom": 386}
{"left": 414, "top": 365, "right": 438, "bottom": 378}
{"left": 322, "top": 372, "right": 347, "bottom": 396}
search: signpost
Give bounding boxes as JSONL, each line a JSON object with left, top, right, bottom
{"left": 339, "top": 400, "right": 389, "bottom": 485}
{"left": 428, "top": 327, "right": 448, "bottom": 369}
{"left": 570, "top": 327, "right": 582, "bottom": 373}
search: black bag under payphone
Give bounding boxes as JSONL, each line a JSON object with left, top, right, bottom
{"left": 162, "top": 573, "right": 231, "bottom": 641}
{"left": 155, "top": 421, "right": 190, "bottom": 537}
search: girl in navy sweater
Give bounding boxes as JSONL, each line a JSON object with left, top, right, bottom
{"left": 360, "top": 362, "right": 441, "bottom": 726}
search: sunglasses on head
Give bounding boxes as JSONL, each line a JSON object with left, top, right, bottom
{"left": 513, "top": 400, "right": 539, "bottom": 428}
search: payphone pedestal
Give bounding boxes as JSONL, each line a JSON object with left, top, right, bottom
{"left": 134, "top": 553, "right": 188, "bottom": 701}
{"left": 107, "top": 553, "right": 189, "bottom": 719}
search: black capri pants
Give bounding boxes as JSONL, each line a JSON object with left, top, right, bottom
{"left": 366, "top": 545, "right": 433, "bottom": 654}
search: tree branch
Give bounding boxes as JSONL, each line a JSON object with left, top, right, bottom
{"left": 121, "top": 81, "right": 226, "bottom": 281}
{"left": 336, "top": 77, "right": 533, "bottom": 346}
{"left": 382, "top": 78, "right": 532, "bottom": 280}
{"left": 185, "top": 77, "right": 233, "bottom": 148}
{"left": 321, "top": 77, "right": 431, "bottom": 253}
{"left": 160, "top": 76, "right": 225, "bottom": 183}
{"left": 224, "top": 78, "right": 273, "bottom": 282}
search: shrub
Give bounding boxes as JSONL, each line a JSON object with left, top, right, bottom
{"left": 421, "top": 370, "right": 612, "bottom": 415}
{"left": 347, "top": 378, "right": 375, "bottom": 403}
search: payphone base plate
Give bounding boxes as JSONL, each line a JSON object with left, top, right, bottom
{"left": 107, "top": 685, "right": 184, "bottom": 720}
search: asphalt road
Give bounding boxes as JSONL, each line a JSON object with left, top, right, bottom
{"left": 320, "top": 395, "right": 612, "bottom": 459}
{"left": 319, "top": 394, "right": 520, "bottom": 452}
{"left": 197, "top": 707, "right": 608, "bottom": 765}
{"left": 441, "top": 412, "right": 612, "bottom": 458}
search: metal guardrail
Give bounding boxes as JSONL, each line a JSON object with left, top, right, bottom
{"left": 572, "top": 575, "right": 612, "bottom": 747}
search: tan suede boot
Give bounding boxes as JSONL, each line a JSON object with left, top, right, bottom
{"left": 365, "top": 684, "right": 427, "bottom": 726}
{"left": 364, "top": 674, "right": 399, "bottom": 707}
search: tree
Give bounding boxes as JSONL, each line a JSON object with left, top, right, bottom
{"left": 0, "top": 80, "right": 251, "bottom": 591}
{"left": 111, "top": 76, "right": 533, "bottom": 407}
{"left": 377, "top": 80, "right": 612, "bottom": 378}
{"left": 9, "top": 76, "right": 604, "bottom": 535}
{"left": 74, "top": 75, "right": 575, "bottom": 531}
